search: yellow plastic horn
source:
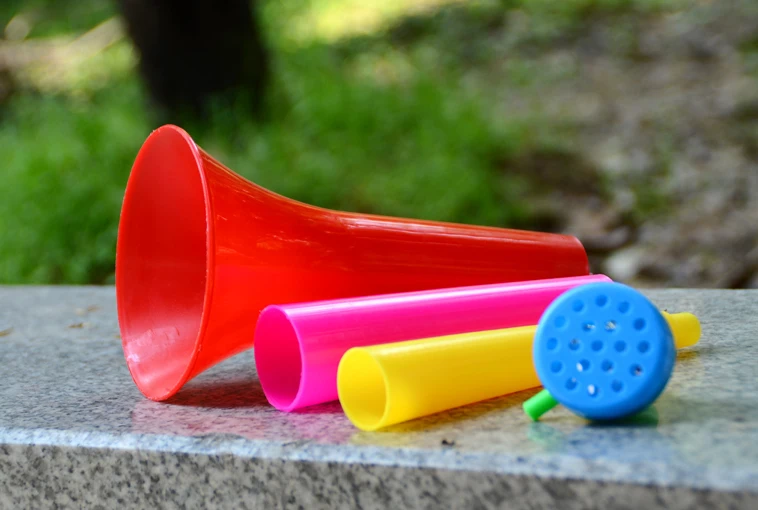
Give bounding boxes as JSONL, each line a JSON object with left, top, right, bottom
{"left": 338, "top": 313, "right": 700, "bottom": 431}
{"left": 662, "top": 312, "right": 700, "bottom": 348}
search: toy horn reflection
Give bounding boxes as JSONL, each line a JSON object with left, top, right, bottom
{"left": 116, "top": 124, "right": 590, "bottom": 401}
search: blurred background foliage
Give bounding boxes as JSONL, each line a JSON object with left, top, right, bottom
{"left": 0, "top": 0, "right": 756, "bottom": 287}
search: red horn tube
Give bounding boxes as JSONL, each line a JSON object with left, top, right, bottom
{"left": 116, "top": 125, "right": 589, "bottom": 401}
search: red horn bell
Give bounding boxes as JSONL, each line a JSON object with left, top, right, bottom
{"left": 116, "top": 125, "right": 589, "bottom": 401}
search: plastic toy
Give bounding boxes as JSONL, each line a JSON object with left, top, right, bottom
{"left": 116, "top": 125, "right": 590, "bottom": 401}
{"left": 523, "top": 282, "right": 700, "bottom": 422}
{"left": 255, "top": 274, "right": 610, "bottom": 411}
{"left": 337, "top": 300, "right": 698, "bottom": 431}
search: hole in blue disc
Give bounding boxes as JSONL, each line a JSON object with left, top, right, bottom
{"left": 566, "top": 378, "right": 578, "bottom": 390}
{"left": 634, "top": 318, "right": 646, "bottom": 330}
{"left": 569, "top": 338, "right": 581, "bottom": 351}
{"left": 618, "top": 301, "right": 630, "bottom": 313}
{"left": 605, "top": 320, "right": 617, "bottom": 332}
{"left": 572, "top": 300, "right": 584, "bottom": 312}
{"left": 612, "top": 380, "right": 623, "bottom": 392}
{"left": 577, "top": 359, "right": 590, "bottom": 372}
{"left": 631, "top": 364, "right": 643, "bottom": 376}
{"left": 555, "top": 316, "right": 567, "bottom": 328}
{"left": 615, "top": 341, "right": 626, "bottom": 352}
{"left": 546, "top": 337, "right": 558, "bottom": 351}
{"left": 587, "top": 384, "right": 599, "bottom": 397}
{"left": 591, "top": 340, "right": 603, "bottom": 352}
{"left": 596, "top": 295, "right": 608, "bottom": 307}
{"left": 602, "top": 360, "right": 613, "bottom": 372}
{"left": 583, "top": 322, "right": 595, "bottom": 332}
{"left": 638, "top": 341, "right": 650, "bottom": 353}
{"left": 551, "top": 361, "right": 563, "bottom": 373}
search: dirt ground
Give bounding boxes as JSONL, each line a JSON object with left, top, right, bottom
{"left": 497, "top": 0, "right": 758, "bottom": 288}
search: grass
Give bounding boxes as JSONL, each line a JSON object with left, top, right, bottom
{"left": 0, "top": 0, "right": 116, "bottom": 38}
{"left": 0, "top": 0, "right": 690, "bottom": 284}
{"left": 0, "top": 83, "right": 147, "bottom": 283}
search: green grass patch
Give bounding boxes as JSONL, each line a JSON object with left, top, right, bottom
{"left": 0, "top": 0, "right": 116, "bottom": 38}
{"left": 2, "top": 0, "right": 689, "bottom": 283}
{"left": 0, "top": 31, "right": 535, "bottom": 283}
{"left": 0, "top": 82, "right": 147, "bottom": 283}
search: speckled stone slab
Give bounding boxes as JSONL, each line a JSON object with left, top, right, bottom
{"left": 0, "top": 287, "right": 756, "bottom": 509}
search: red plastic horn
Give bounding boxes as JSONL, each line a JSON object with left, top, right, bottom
{"left": 116, "top": 125, "right": 589, "bottom": 401}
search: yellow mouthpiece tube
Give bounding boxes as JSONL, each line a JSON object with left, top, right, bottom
{"left": 663, "top": 311, "right": 700, "bottom": 349}
{"left": 338, "top": 312, "right": 700, "bottom": 431}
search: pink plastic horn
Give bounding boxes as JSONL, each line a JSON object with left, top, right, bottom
{"left": 254, "top": 274, "right": 611, "bottom": 411}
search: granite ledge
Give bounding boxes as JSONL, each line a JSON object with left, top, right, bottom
{"left": 0, "top": 286, "right": 757, "bottom": 509}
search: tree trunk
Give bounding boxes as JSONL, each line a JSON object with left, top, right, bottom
{"left": 118, "top": 0, "right": 268, "bottom": 121}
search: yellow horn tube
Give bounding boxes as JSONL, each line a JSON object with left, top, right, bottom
{"left": 338, "top": 313, "right": 700, "bottom": 431}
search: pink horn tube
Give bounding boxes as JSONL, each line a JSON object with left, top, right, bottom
{"left": 254, "top": 274, "right": 611, "bottom": 411}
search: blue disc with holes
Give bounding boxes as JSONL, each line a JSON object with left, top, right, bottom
{"left": 533, "top": 282, "right": 676, "bottom": 421}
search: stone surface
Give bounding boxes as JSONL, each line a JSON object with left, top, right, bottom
{"left": 0, "top": 286, "right": 756, "bottom": 509}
